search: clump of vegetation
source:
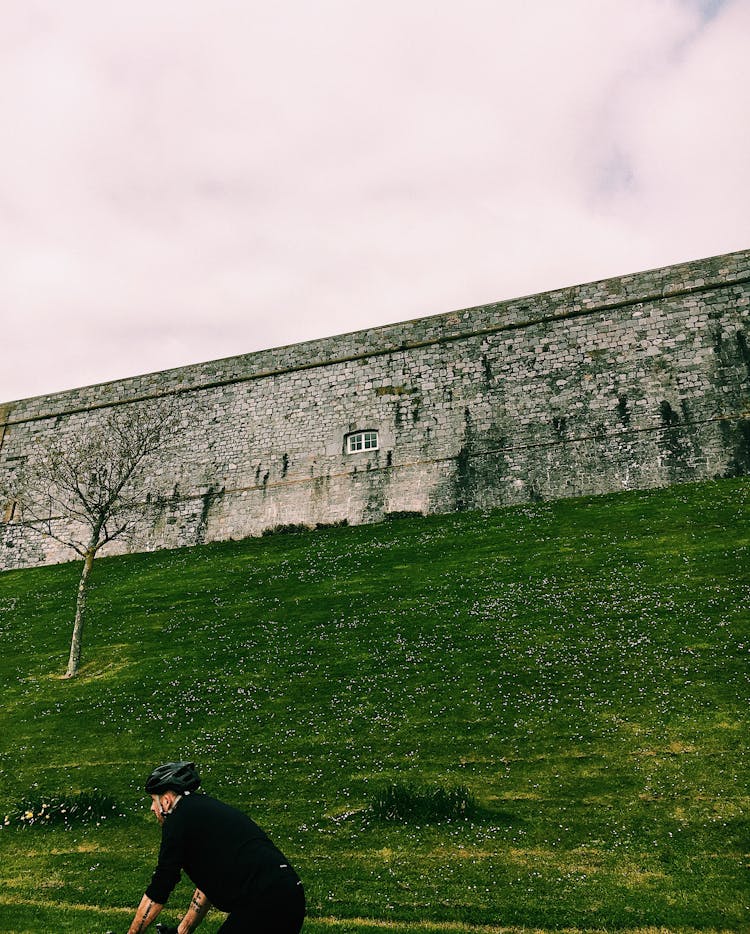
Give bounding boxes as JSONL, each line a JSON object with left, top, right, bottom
{"left": 4, "top": 790, "right": 123, "bottom": 829}
{"left": 261, "top": 522, "right": 311, "bottom": 536}
{"left": 384, "top": 509, "right": 424, "bottom": 521}
{"left": 370, "top": 781, "right": 476, "bottom": 823}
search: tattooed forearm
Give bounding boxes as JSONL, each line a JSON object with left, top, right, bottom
{"left": 127, "top": 894, "right": 164, "bottom": 934}
{"left": 178, "top": 888, "right": 212, "bottom": 933}
{"left": 134, "top": 900, "right": 154, "bottom": 932}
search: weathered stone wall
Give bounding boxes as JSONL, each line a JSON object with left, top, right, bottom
{"left": 2, "top": 248, "right": 749, "bottom": 569}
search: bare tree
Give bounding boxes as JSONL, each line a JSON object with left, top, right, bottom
{"left": 1, "top": 398, "right": 183, "bottom": 677}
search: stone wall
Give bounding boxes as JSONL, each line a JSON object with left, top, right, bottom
{"left": 2, "top": 248, "right": 749, "bottom": 569}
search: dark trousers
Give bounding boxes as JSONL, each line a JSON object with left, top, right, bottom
{"left": 217, "top": 877, "right": 305, "bottom": 933}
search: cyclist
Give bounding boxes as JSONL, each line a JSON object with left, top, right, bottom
{"left": 125, "top": 762, "right": 305, "bottom": 933}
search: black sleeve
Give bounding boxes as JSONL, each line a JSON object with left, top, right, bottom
{"left": 144, "top": 814, "right": 184, "bottom": 905}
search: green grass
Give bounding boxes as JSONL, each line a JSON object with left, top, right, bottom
{"left": 0, "top": 478, "right": 748, "bottom": 933}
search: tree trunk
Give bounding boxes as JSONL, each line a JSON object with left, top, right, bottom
{"left": 64, "top": 548, "right": 96, "bottom": 678}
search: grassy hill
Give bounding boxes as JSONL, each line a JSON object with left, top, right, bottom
{"left": 0, "top": 478, "right": 748, "bottom": 934}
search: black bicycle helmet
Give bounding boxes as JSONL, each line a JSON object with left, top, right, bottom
{"left": 145, "top": 761, "right": 201, "bottom": 794}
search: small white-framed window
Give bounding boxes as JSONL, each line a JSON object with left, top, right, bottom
{"left": 346, "top": 430, "right": 379, "bottom": 454}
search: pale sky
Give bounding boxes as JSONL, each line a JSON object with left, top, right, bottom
{"left": 1, "top": 0, "right": 748, "bottom": 403}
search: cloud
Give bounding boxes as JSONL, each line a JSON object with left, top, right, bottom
{"left": 608, "top": 0, "right": 750, "bottom": 250}
{"left": 0, "top": 0, "right": 747, "bottom": 401}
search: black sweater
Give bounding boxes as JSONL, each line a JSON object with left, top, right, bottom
{"left": 145, "top": 793, "right": 297, "bottom": 912}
